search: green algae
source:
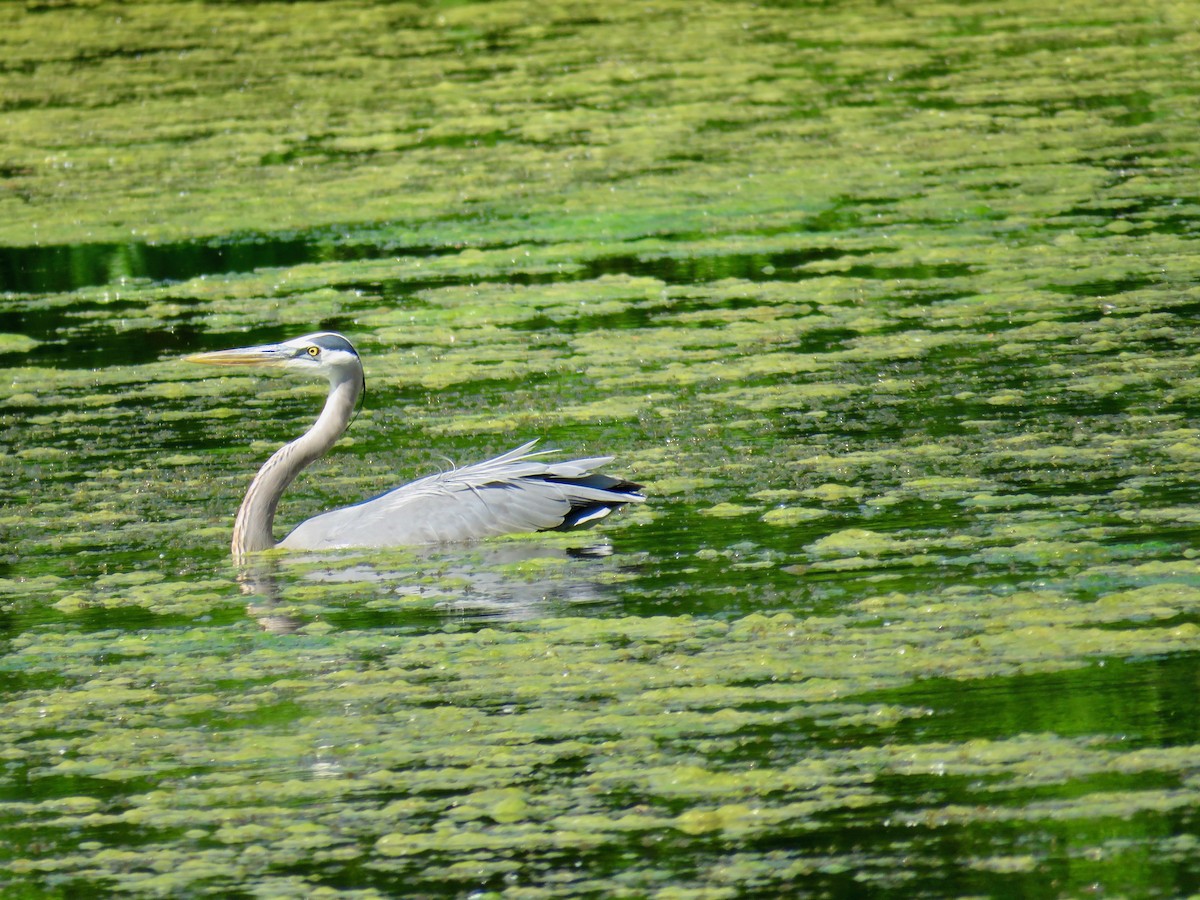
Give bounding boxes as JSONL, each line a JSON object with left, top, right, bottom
{"left": 3, "top": 0, "right": 1200, "bottom": 896}
{"left": 761, "top": 506, "right": 829, "bottom": 527}
{"left": 1, "top": 608, "right": 1197, "bottom": 895}
{"left": 0, "top": 333, "right": 37, "bottom": 353}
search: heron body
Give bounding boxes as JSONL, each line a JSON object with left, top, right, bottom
{"left": 186, "top": 332, "right": 644, "bottom": 561}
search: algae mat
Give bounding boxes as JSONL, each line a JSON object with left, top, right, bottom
{"left": 2, "top": 0, "right": 1200, "bottom": 896}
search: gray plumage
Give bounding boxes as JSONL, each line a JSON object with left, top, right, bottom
{"left": 186, "top": 332, "right": 644, "bottom": 561}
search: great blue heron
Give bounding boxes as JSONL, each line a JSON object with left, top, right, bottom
{"left": 186, "top": 332, "right": 644, "bottom": 561}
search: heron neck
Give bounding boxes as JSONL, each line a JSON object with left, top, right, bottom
{"left": 232, "top": 375, "right": 361, "bottom": 561}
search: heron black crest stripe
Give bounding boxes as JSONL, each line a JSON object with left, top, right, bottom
{"left": 351, "top": 368, "right": 366, "bottom": 429}
{"left": 309, "top": 333, "right": 359, "bottom": 356}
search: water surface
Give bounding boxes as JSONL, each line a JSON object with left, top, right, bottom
{"left": 1, "top": 1, "right": 1199, "bottom": 897}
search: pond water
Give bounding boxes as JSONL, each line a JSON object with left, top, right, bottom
{"left": 2, "top": 0, "right": 1200, "bottom": 896}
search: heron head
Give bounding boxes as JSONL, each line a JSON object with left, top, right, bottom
{"left": 186, "top": 332, "right": 362, "bottom": 383}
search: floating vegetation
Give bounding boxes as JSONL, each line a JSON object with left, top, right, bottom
{"left": 2, "top": 0, "right": 1200, "bottom": 896}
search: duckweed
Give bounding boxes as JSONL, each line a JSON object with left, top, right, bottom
{"left": 3, "top": 0, "right": 1200, "bottom": 896}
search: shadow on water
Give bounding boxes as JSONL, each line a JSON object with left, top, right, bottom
{"left": 0, "top": 228, "right": 892, "bottom": 368}
{"left": 0, "top": 228, "right": 888, "bottom": 295}
{"left": 0, "top": 229, "right": 507, "bottom": 294}
{"left": 0, "top": 236, "right": 319, "bottom": 294}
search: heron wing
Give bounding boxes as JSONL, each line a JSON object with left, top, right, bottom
{"left": 278, "top": 441, "right": 644, "bottom": 550}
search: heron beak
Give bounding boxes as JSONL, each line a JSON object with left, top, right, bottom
{"left": 184, "top": 344, "right": 295, "bottom": 368}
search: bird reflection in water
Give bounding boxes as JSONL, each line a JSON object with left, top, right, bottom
{"left": 234, "top": 542, "right": 630, "bottom": 633}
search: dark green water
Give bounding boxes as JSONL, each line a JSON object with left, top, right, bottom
{"left": 2, "top": 1, "right": 1200, "bottom": 897}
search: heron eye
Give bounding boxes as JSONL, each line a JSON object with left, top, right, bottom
{"left": 307, "top": 346, "right": 320, "bottom": 358}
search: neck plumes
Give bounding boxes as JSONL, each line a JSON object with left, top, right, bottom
{"left": 232, "top": 376, "right": 360, "bottom": 561}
